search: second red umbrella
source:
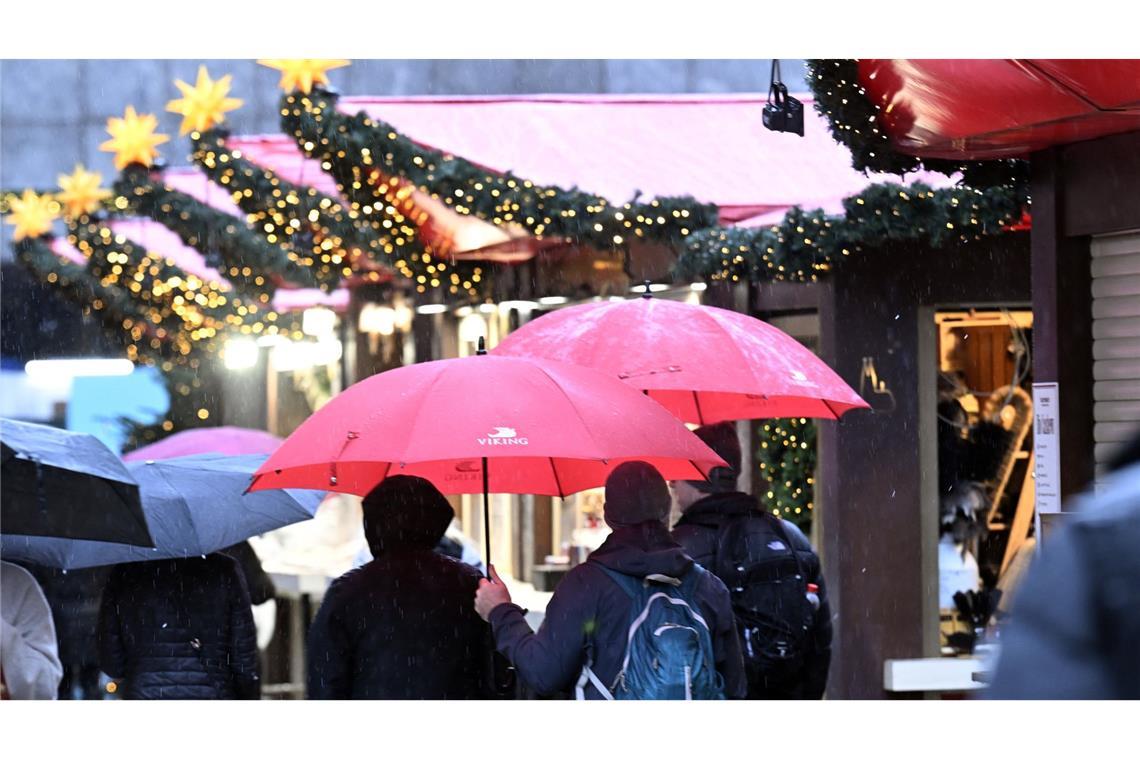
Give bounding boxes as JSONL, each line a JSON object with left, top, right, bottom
{"left": 248, "top": 342, "right": 725, "bottom": 570}
{"left": 494, "top": 294, "right": 868, "bottom": 424}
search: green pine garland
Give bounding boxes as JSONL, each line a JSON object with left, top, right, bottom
{"left": 674, "top": 181, "right": 1026, "bottom": 283}
{"left": 189, "top": 128, "right": 485, "bottom": 297}
{"left": 806, "top": 59, "right": 1030, "bottom": 191}
{"left": 757, "top": 417, "right": 817, "bottom": 532}
{"left": 14, "top": 235, "right": 179, "bottom": 363}
{"left": 114, "top": 164, "right": 322, "bottom": 296}
{"left": 13, "top": 234, "right": 222, "bottom": 444}
{"left": 280, "top": 89, "right": 719, "bottom": 253}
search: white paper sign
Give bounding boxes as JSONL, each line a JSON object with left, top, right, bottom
{"left": 1032, "top": 382, "right": 1062, "bottom": 514}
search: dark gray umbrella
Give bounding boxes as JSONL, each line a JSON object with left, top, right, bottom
{"left": 1, "top": 453, "right": 323, "bottom": 570}
{"left": 1, "top": 418, "right": 151, "bottom": 547}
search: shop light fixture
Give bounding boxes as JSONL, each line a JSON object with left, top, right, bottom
{"left": 222, "top": 338, "right": 260, "bottom": 371}
{"left": 478, "top": 303, "right": 498, "bottom": 314}
{"left": 358, "top": 303, "right": 397, "bottom": 336}
{"left": 689, "top": 282, "right": 708, "bottom": 292}
{"left": 256, "top": 333, "right": 289, "bottom": 347}
{"left": 458, "top": 313, "right": 488, "bottom": 344}
{"left": 630, "top": 282, "right": 670, "bottom": 294}
{"left": 271, "top": 338, "right": 342, "bottom": 372}
{"left": 394, "top": 302, "right": 415, "bottom": 332}
{"left": 24, "top": 358, "right": 134, "bottom": 381}
{"left": 499, "top": 300, "right": 539, "bottom": 312}
{"left": 454, "top": 305, "right": 475, "bottom": 318}
{"left": 302, "top": 306, "right": 337, "bottom": 337}
{"left": 415, "top": 304, "right": 449, "bottom": 315}
{"left": 538, "top": 296, "right": 569, "bottom": 306}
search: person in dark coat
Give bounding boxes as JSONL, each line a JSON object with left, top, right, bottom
{"left": 25, "top": 565, "right": 110, "bottom": 699}
{"left": 474, "top": 461, "right": 746, "bottom": 699}
{"left": 987, "top": 430, "right": 1140, "bottom": 699}
{"left": 220, "top": 540, "right": 276, "bottom": 606}
{"left": 97, "top": 554, "right": 260, "bottom": 700}
{"left": 670, "top": 422, "right": 832, "bottom": 699}
{"left": 306, "top": 475, "right": 490, "bottom": 699}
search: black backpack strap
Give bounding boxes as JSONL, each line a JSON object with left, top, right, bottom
{"left": 711, "top": 515, "right": 742, "bottom": 582}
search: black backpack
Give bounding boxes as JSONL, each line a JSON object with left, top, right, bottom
{"left": 712, "top": 512, "right": 815, "bottom": 687}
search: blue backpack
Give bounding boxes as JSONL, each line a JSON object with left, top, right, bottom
{"left": 576, "top": 565, "right": 725, "bottom": 700}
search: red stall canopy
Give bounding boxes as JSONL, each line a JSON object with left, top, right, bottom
{"left": 858, "top": 59, "right": 1140, "bottom": 160}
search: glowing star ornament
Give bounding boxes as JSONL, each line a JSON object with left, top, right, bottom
{"left": 100, "top": 106, "right": 169, "bottom": 170}
{"left": 57, "top": 165, "right": 112, "bottom": 218}
{"left": 4, "top": 189, "right": 58, "bottom": 241}
{"left": 258, "top": 59, "right": 349, "bottom": 94}
{"left": 166, "top": 66, "right": 243, "bottom": 135}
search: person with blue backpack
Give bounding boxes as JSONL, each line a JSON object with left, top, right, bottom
{"left": 474, "top": 461, "right": 746, "bottom": 700}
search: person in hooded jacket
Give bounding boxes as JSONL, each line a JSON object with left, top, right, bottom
{"left": 987, "top": 430, "right": 1140, "bottom": 699}
{"left": 474, "top": 461, "right": 746, "bottom": 699}
{"left": 306, "top": 475, "right": 491, "bottom": 699}
{"left": 97, "top": 553, "right": 260, "bottom": 700}
{"left": 670, "top": 422, "right": 832, "bottom": 699}
{"left": 25, "top": 564, "right": 110, "bottom": 699}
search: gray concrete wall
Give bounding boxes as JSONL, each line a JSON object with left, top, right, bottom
{"left": 1, "top": 59, "right": 806, "bottom": 256}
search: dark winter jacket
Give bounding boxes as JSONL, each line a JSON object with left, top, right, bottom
{"left": 987, "top": 460, "right": 1140, "bottom": 699}
{"left": 672, "top": 491, "right": 832, "bottom": 699}
{"left": 307, "top": 549, "right": 490, "bottom": 699}
{"left": 489, "top": 521, "right": 747, "bottom": 699}
{"left": 219, "top": 541, "right": 276, "bottom": 606}
{"left": 97, "top": 554, "right": 260, "bottom": 700}
{"left": 25, "top": 565, "right": 110, "bottom": 666}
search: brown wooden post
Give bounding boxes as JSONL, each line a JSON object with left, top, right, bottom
{"left": 1030, "top": 147, "right": 1095, "bottom": 502}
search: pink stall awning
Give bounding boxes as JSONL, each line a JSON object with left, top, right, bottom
{"left": 223, "top": 135, "right": 539, "bottom": 263}
{"left": 339, "top": 93, "right": 959, "bottom": 223}
{"left": 47, "top": 205, "right": 349, "bottom": 314}
{"left": 109, "top": 218, "right": 231, "bottom": 286}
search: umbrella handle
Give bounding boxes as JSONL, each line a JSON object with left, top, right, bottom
{"left": 482, "top": 456, "right": 492, "bottom": 579}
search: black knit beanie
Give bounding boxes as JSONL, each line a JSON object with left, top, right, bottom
{"left": 604, "top": 461, "right": 672, "bottom": 529}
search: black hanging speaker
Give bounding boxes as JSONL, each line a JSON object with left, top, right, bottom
{"left": 762, "top": 59, "right": 804, "bottom": 137}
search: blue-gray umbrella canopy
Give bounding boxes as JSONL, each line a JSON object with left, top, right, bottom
{"left": 1, "top": 454, "right": 323, "bottom": 570}
{"left": 1, "top": 418, "right": 151, "bottom": 547}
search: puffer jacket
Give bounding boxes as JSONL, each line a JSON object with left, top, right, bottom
{"left": 26, "top": 565, "right": 110, "bottom": 667}
{"left": 672, "top": 491, "right": 832, "bottom": 699}
{"left": 97, "top": 554, "right": 259, "bottom": 700}
{"left": 489, "top": 521, "right": 746, "bottom": 699}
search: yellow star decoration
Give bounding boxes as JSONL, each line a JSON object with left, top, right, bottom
{"left": 166, "top": 66, "right": 243, "bottom": 136}
{"left": 57, "top": 165, "right": 112, "bottom": 219}
{"left": 100, "top": 106, "right": 170, "bottom": 170}
{"left": 258, "top": 59, "right": 349, "bottom": 94}
{"left": 4, "top": 189, "right": 58, "bottom": 241}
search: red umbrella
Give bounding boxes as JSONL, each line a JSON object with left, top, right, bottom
{"left": 123, "top": 426, "right": 282, "bottom": 461}
{"left": 493, "top": 294, "right": 868, "bottom": 424}
{"left": 248, "top": 345, "right": 725, "bottom": 568}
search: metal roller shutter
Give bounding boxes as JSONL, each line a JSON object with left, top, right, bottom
{"left": 1091, "top": 230, "right": 1140, "bottom": 477}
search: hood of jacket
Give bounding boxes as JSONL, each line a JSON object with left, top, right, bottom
{"left": 674, "top": 490, "right": 760, "bottom": 529}
{"left": 587, "top": 520, "right": 693, "bottom": 578}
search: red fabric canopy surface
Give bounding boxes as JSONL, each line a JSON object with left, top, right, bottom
{"left": 493, "top": 296, "right": 868, "bottom": 424}
{"left": 249, "top": 353, "right": 726, "bottom": 497}
{"left": 858, "top": 59, "right": 1140, "bottom": 160}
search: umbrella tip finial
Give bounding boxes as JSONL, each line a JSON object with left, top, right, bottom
{"left": 641, "top": 280, "right": 653, "bottom": 299}
{"left": 477, "top": 336, "right": 487, "bottom": 356}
